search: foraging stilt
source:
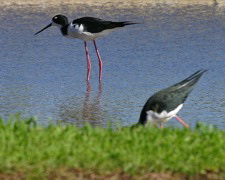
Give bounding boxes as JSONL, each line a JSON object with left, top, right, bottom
{"left": 137, "top": 69, "right": 207, "bottom": 128}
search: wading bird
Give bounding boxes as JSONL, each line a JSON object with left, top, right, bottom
{"left": 34, "top": 14, "right": 136, "bottom": 81}
{"left": 137, "top": 69, "right": 207, "bottom": 128}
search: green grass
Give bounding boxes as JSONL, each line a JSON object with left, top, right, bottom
{"left": 0, "top": 114, "right": 224, "bottom": 179}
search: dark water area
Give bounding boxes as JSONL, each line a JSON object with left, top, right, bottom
{"left": 0, "top": 3, "right": 225, "bottom": 129}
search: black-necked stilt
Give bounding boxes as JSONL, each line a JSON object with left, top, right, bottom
{"left": 137, "top": 69, "right": 207, "bottom": 128}
{"left": 34, "top": 14, "right": 137, "bottom": 81}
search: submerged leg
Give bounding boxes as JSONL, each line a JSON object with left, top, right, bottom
{"left": 175, "top": 115, "right": 189, "bottom": 128}
{"left": 84, "top": 41, "right": 91, "bottom": 81}
{"left": 93, "top": 40, "right": 103, "bottom": 82}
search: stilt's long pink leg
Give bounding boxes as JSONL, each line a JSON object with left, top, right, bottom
{"left": 175, "top": 115, "right": 189, "bottom": 128}
{"left": 93, "top": 40, "right": 103, "bottom": 82}
{"left": 84, "top": 41, "right": 91, "bottom": 81}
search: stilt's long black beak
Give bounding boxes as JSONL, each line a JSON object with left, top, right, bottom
{"left": 34, "top": 23, "right": 52, "bottom": 35}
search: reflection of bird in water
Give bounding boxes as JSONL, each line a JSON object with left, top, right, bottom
{"left": 34, "top": 14, "right": 137, "bottom": 82}
{"left": 59, "top": 82, "right": 105, "bottom": 126}
{"left": 134, "top": 69, "right": 207, "bottom": 128}
{"left": 82, "top": 82, "right": 103, "bottom": 123}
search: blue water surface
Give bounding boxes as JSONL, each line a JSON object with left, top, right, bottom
{"left": 0, "top": 3, "right": 225, "bottom": 129}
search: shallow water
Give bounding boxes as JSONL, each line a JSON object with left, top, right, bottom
{"left": 0, "top": 3, "right": 225, "bottom": 129}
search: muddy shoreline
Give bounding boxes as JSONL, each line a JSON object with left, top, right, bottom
{"left": 1, "top": 0, "right": 224, "bottom": 6}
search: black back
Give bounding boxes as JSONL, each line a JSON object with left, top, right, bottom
{"left": 72, "top": 17, "right": 136, "bottom": 33}
{"left": 138, "top": 69, "right": 207, "bottom": 125}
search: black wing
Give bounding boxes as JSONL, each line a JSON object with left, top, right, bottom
{"left": 72, "top": 17, "right": 136, "bottom": 33}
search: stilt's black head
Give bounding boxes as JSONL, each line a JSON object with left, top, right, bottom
{"left": 34, "top": 14, "right": 68, "bottom": 35}
{"left": 52, "top": 14, "right": 68, "bottom": 27}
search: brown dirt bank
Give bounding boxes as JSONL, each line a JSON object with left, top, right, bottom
{"left": 49, "top": 169, "right": 225, "bottom": 180}
{"left": 0, "top": 169, "right": 224, "bottom": 180}
{"left": 1, "top": 0, "right": 225, "bottom": 6}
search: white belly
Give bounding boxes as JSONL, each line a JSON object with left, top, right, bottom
{"left": 146, "top": 104, "right": 183, "bottom": 126}
{"left": 66, "top": 23, "right": 121, "bottom": 41}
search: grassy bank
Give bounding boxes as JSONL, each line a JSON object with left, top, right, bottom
{"left": 0, "top": 115, "right": 224, "bottom": 179}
